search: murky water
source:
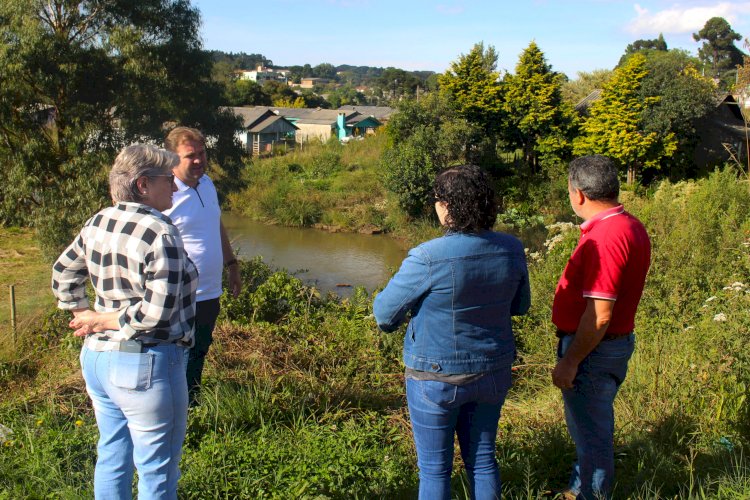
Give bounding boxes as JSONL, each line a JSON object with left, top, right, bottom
{"left": 222, "top": 214, "right": 407, "bottom": 294}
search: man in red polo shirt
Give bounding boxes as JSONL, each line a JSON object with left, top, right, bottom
{"left": 551, "top": 155, "right": 651, "bottom": 500}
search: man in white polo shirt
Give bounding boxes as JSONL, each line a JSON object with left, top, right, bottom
{"left": 164, "top": 126, "right": 242, "bottom": 405}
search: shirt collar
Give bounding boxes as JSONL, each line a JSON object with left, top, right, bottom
{"left": 174, "top": 176, "right": 200, "bottom": 193}
{"left": 116, "top": 201, "right": 173, "bottom": 223}
{"left": 580, "top": 204, "right": 624, "bottom": 234}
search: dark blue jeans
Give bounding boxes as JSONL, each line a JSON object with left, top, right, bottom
{"left": 186, "top": 298, "right": 220, "bottom": 405}
{"left": 558, "top": 334, "right": 635, "bottom": 500}
{"left": 406, "top": 368, "right": 512, "bottom": 500}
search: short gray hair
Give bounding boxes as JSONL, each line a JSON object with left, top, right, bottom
{"left": 568, "top": 155, "right": 620, "bottom": 201}
{"left": 109, "top": 144, "right": 179, "bottom": 203}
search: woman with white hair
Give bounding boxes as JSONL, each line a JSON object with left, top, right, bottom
{"left": 52, "top": 144, "right": 198, "bottom": 499}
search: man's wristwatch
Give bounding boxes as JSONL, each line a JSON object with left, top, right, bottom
{"left": 224, "top": 258, "right": 238, "bottom": 269}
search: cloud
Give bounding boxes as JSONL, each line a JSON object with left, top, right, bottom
{"left": 436, "top": 4, "right": 465, "bottom": 15}
{"left": 625, "top": 2, "right": 750, "bottom": 35}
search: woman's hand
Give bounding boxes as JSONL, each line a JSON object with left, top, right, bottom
{"left": 69, "top": 309, "right": 121, "bottom": 337}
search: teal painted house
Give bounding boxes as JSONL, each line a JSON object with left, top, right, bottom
{"left": 236, "top": 106, "right": 383, "bottom": 143}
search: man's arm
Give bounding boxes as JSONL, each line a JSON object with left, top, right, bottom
{"left": 552, "top": 297, "right": 614, "bottom": 389}
{"left": 220, "top": 220, "right": 242, "bottom": 297}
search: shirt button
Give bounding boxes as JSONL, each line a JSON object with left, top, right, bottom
{"left": 431, "top": 364, "right": 439, "bottom": 370}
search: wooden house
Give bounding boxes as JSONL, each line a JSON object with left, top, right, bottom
{"left": 228, "top": 107, "right": 298, "bottom": 155}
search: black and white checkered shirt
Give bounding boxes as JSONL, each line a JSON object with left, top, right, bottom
{"left": 52, "top": 202, "right": 199, "bottom": 350}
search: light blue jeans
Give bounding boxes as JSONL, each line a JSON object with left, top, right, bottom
{"left": 558, "top": 334, "right": 635, "bottom": 500}
{"left": 406, "top": 368, "right": 512, "bottom": 500}
{"left": 80, "top": 343, "right": 189, "bottom": 500}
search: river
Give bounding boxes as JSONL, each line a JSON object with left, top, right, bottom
{"left": 222, "top": 214, "right": 407, "bottom": 294}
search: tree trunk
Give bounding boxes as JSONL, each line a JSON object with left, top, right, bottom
{"left": 627, "top": 165, "right": 637, "bottom": 185}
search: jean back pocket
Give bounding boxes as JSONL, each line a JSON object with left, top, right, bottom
{"left": 109, "top": 351, "right": 154, "bottom": 390}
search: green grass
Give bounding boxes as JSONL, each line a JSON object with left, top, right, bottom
{"left": 2, "top": 169, "right": 750, "bottom": 498}
{"left": 227, "top": 134, "right": 397, "bottom": 233}
{"left": 0, "top": 227, "right": 54, "bottom": 360}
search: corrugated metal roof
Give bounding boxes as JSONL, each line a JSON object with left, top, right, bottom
{"left": 248, "top": 115, "right": 298, "bottom": 133}
{"left": 337, "top": 105, "right": 395, "bottom": 120}
{"left": 574, "top": 89, "right": 603, "bottom": 113}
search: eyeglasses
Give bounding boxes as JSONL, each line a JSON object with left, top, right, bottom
{"left": 149, "top": 174, "right": 175, "bottom": 183}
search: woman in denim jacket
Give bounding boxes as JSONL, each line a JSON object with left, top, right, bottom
{"left": 374, "top": 165, "right": 530, "bottom": 500}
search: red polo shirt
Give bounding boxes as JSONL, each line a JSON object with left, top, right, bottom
{"left": 552, "top": 205, "right": 651, "bottom": 335}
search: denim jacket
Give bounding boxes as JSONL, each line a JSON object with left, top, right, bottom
{"left": 373, "top": 231, "right": 531, "bottom": 374}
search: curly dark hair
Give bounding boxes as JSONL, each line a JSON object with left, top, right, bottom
{"left": 433, "top": 165, "right": 497, "bottom": 233}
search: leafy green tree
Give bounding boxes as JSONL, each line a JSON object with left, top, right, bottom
{"left": 693, "top": 17, "right": 746, "bottom": 87}
{"left": 262, "top": 80, "right": 299, "bottom": 105}
{"left": 574, "top": 53, "right": 677, "bottom": 183}
{"left": 503, "top": 41, "right": 576, "bottom": 175}
{"left": 226, "top": 80, "right": 271, "bottom": 106}
{"left": 438, "top": 42, "right": 505, "bottom": 135}
{"left": 619, "top": 33, "right": 668, "bottom": 65}
{"left": 636, "top": 50, "right": 717, "bottom": 177}
{"left": 0, "top": 0, "right": 243, "bottom": 257}
{"left": 298, "top": 90, "right": 329, "bottom": 109}
{"left": 313, "top": 63, "right": 337, "bottom": 80}
{"left": 382, "top": 93, "right": 482, "bottom": 216}
{"left": 327, "top": 84, "right": 366, "bottom": 108}
{"left": 378, "top": 67, "right": 421, "bottom": 100}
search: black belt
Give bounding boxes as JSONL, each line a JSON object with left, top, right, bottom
{"left": 556, "top": 329, "right": 631, "bottom": 342}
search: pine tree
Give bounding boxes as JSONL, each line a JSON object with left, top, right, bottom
{"left": 438, "top": 42, "right": 505, "bottom": 136}
{"left": 503, "top": 41, "right": 576, "bottom": 175}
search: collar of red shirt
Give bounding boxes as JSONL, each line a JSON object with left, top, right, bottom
{"left": 580, "top": 204, "right": 624, "bottom": 234}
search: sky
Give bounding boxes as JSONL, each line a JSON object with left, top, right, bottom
{"left": 191, "top": 0, "right": 750, "bottom": 78}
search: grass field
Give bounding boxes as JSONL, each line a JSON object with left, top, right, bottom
{"left": 1, "top": 169, "right": 750, "bottom": 498}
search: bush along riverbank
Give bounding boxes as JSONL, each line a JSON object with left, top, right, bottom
{"left": 2, "top": 168, "right": 750, "bottom": 498}
{"left": 227, "top": 135, "right": 396, "bottom": 235}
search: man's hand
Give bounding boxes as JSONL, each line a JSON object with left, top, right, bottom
{"left": 228, "top": 265, "right": 242, "bottom": 298}
{"left": 552, "top": 358, "right": 578, "bottom": 390}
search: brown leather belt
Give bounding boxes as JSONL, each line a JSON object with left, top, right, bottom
{"left": 555, "top": 329, "right": 631, "bottom": 341}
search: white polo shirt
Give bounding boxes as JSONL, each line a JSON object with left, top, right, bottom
{"left": 163, "top": 175, "right": 223, "bottom": 302}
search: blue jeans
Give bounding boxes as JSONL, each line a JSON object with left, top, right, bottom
{"left": 558, "top": 334, "right": 635, "bottom": 500}
{"left": 80, "top": 344, "right": 189, "bottom": 500}
{"left": 406, "top": 368, "right": 512, "bottom": 500}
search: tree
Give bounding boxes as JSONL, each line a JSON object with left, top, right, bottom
{"left": 619, "top": 34, "right": 668, "bottom": 65}
{"left": 225, "top": 79, "right": 271, "bottom": 106}
{"left": 0, "top": 0, "right": 243, "bottom": 257}
{"left": 313, "top": 63, "right": 337, "bottom": 80}
{"left": 382, "top": 93, "right": 482, "bottom": 216}
{"left": 327, "top": 84, "right": 366, "bottom": 108}
{"left": 503, "top": 41, "right": 576, "bottom": 175}
{"left": 574, "top": 53, "right": 677, "bottom": 184}
{"left": 636, "top": 50, "right": 717, "bottom": 177}
{"left": 693, "top": 17, "right": 746, "bottom": 87}
{"left": 378, "top": 67, "right": 421, "bottom": 101}
{"left": 262, "top": 80, "right": 299, "bottom": 105}
{"left": 438, "top": 42, "right": 505, "bottom": 136}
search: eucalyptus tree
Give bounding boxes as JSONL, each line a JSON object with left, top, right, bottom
{"left": 0, "top": 0, "right": 242, "bottom": 256}
{"left": 503, "top": 41, "right": 577, "bottom": 175}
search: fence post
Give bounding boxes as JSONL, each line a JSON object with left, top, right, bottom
{"left": 9, "top": 284, "right": 16, "bottom": 346}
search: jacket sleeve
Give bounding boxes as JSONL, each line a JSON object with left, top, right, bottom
{"left": 51, "top": 233, "right": 90, "bottom": 311}
{"left": 373, "top": 247, "right": 431, "bottom": 332}
{"left": 510, "top": 254, "right": 531, "bottom": 316}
